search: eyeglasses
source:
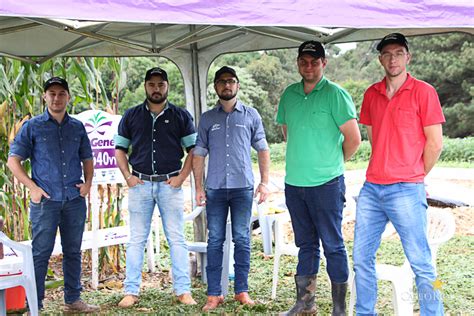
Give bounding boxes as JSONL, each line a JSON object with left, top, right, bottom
{"left": 380, "top": 52, "right": 408, "bottom": 60}
{"left": 216, "top": 79, "right": 238, "bottom": 86}
{"left": 297, "top": 58, "right": 323, "bottom": 68}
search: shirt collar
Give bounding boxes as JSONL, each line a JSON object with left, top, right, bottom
{"left": 145, "top": 100, "right": 169, "bottom": 116}
{"left": 375, "top": 73, "right": 415, "bottom": 95}
{"left": 41, "top": 109, "right": 70, "bottom": 124}
{"left": 216, "top": 99, "right": 243, "bottom": 112}
{"left": 297, "top": 76, "right": 328, "bottom": 95}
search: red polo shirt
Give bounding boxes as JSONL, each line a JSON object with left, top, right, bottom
{"left": 360, "top": 73, "right": 445, "bottom": 184}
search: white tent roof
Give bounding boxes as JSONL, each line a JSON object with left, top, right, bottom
{"left": 1, "top": 1, "right": 473, "bottom": 117}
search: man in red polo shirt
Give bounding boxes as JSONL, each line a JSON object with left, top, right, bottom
{"left": 353, "top": 33, "right": 445, "bottom": 316}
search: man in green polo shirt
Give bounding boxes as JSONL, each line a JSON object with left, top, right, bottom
{"left": 276, "top": 40, "right": 361, "bottom": 316}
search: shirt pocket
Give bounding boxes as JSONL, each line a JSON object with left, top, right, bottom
{"left": 34, "top": 134, "right": 53, "bottom": 155}
{"left": 393, "top": 106, "right": 418, "bottom": 133}
{"left": 65, "top": 135, "right": 81, "bottom": 153}
{"left": 309, "top": 109, "right": 332, "bottom": 129}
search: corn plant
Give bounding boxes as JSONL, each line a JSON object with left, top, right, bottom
{"left": 0, "top": 56, "right": 128, "bottom": 276}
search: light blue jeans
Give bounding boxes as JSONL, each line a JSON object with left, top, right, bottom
{"left": 353, "top": 181, "right": 444, "bottom": 316}
{"left": 124, "top": 181, "right": 190, "bottom": 296}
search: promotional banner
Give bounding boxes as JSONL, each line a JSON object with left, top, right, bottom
{"left": 74, "top": 110, "right": 124, "bottom": 184}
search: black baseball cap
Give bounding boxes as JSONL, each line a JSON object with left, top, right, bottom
{"left": 298, "top": 40, "right": 325, "bottom": 59}
{"left": 44, "top": 77, "right": 69, "bottom": 92}
{"left": 376, "top": 33, "right": 409, "bottom": 52}
{"left": 214, "top": 66, "right": 239, "bottom": 83}
{"left": 145, "top": 67, "right": 168, "bottom": 82}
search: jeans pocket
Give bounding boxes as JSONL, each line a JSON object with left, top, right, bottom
{"left": 30, "top": 196, "right": 50, "bottom": 207}
{"left": 165, "top": 182, "right": 182, "bottom": 190}
{"left": 30, "top": 200, "right": 41, "bottom": 206}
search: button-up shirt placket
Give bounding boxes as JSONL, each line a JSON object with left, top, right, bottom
{"left": 224, "top": 112, "right": 231, "bottom": 187}
{"left": 149, "top": 106, "right": 167, "bottom": 175}
{"left": 57, "top": 123, "right": 68, "bottom": 195}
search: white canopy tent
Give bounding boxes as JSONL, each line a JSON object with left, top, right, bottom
{"left": 1, "top": 1, "right": 473, "bottom": 287}
{"left": 1, "top": 0, "right": 473, "bottom": 117}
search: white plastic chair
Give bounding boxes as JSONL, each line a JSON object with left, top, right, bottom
{"left": 0, "top": 231, "right": 38, "bottom": 316}
{"left": 271, "top": 212, "right": 299, "bottom": 299}
{"left": 253, "top": 199, "right": 288, "bottom": 256}
{"left": 184, "top": 206, "right": 232, "bottom": 296}
{"left": 348, "top": 207, "right": 456, "bottom": 315}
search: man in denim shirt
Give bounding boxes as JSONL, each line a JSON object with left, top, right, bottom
{"left": 114, "top": 67, "right": 197, "bottom": 307}
{"left": 7, "top": 77, "right": 98, "bottom": 313}
{"left": 193, "top": 66, "right": 270, "bottom": 311}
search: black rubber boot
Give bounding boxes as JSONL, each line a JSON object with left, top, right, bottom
{"left": 284, "top": 274, "right": 317, "bottom": 315}
{"left": 331, "top": 281, "right": 347, "bottom": 316}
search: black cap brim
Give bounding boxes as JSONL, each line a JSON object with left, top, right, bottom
{"left": 214, "top": 66, "right": 239, "bottom": 83}
{"left": 43, "top": 77, "right": 69, "bottom": 92}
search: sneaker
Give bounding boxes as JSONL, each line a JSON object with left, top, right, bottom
{"left": 64, "top": 299, "right": 100, "bottom": 313}
{"left": 118, "top": 294, "right": 139, "bottom": 308}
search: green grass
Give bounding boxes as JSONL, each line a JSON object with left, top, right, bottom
{"left": 41, "top": 234, "right": 473, "bottom": 314}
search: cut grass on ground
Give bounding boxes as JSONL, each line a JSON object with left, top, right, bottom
{"left": 42, "top": 234, "right": 473, "bottom": 315}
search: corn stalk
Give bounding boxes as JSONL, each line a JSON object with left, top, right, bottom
{"left": 0, "top": 56, "right": 128, "bottom": 275}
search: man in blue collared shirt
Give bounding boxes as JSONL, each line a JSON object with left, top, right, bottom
{"left": 114, "top": 67, "right": 197, "bottom": 307}
{"left": 193, "top": 66, "right": 270, "bottom": 311}
{"left": 7, "top": 77, "right": 98, "bottom": 313}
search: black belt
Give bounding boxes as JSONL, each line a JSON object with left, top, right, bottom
{"left": 132, "top": 170, "right": 179, "bottom": 182}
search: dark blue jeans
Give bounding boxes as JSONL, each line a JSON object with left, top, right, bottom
{"left": 285, "top": 175, "right": 348, "bottom": 282}
{"left": 205, "top": 187, "right": 253, "bottom": 296}
{"left": 29, "top": 196, "right": 87, "bottom": 308}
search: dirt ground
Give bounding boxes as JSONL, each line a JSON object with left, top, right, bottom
{"left": 267, "top": 168, "right": 474, "bottom": 237}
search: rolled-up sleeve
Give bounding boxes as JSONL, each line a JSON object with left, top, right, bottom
{"left": 9, "top": 121, "right": 32, "bottom": 160}
{"left": 250, "top": 109, "right": 269, "bottom": 152}
{"left": 194, "top": 114, "right": 209, "bottom": 157}
{"left": 181, "top": 133, "right": 197, "bottom": 150}
{"left": 180, "top": 110, "right": 197, "bottom": 152}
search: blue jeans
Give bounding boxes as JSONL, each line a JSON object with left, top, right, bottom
{"left": 125, "top": 181, "right": 190, "bottom": 296}
{"left": 30, "top": 196, "right": 87, "bottom": 308}
{"left": 205, "top": 187, "right": 253, "bottom": 296}
{"left": 284, "top": 175, "right": 348, "bottom": 282}
{"left": 353, "top": 181, "right": 444, "bottom": 316}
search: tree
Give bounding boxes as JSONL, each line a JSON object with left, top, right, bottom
{"left": 409, "top": 33, "right": 473, "bottom": 108}
{"left": 444, "top": 102, "right": 474, "bottom": 138}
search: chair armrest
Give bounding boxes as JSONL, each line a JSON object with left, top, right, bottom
{"left": 0, "top": 232, "right": 33, "bottom": 255}
{"left": 184, "top": 206, "right": 205, "bottom": 222}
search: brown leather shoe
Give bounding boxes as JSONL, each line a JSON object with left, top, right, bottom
{"left": 177, "top": 293, "right": 197, "bottom": 305}
{"left": 202, "top": 295, "right": 224, "bottom": 311}
{"left": 234, "top": 292, "right": 255, "bottom": 306}
{"left": 64, "top": 299, "right": 100, "bottom": 313}
{"left": 118, "top": 294, "right": 139, "bottom": 308}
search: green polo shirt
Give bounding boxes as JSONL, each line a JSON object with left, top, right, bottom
{"left": 276, "top": 76, "right": 356, "bottom": 186}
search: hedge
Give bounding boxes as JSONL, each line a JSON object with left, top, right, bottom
{"left": 252, "top": 137, "right": 474, "bottom": 164}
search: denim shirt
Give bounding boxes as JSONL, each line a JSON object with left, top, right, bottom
{"left": 194, "top": 100, "right": 268, "bottom": 189}
{"left": 9, "top": 110, "right": 93, "bottom": 201}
